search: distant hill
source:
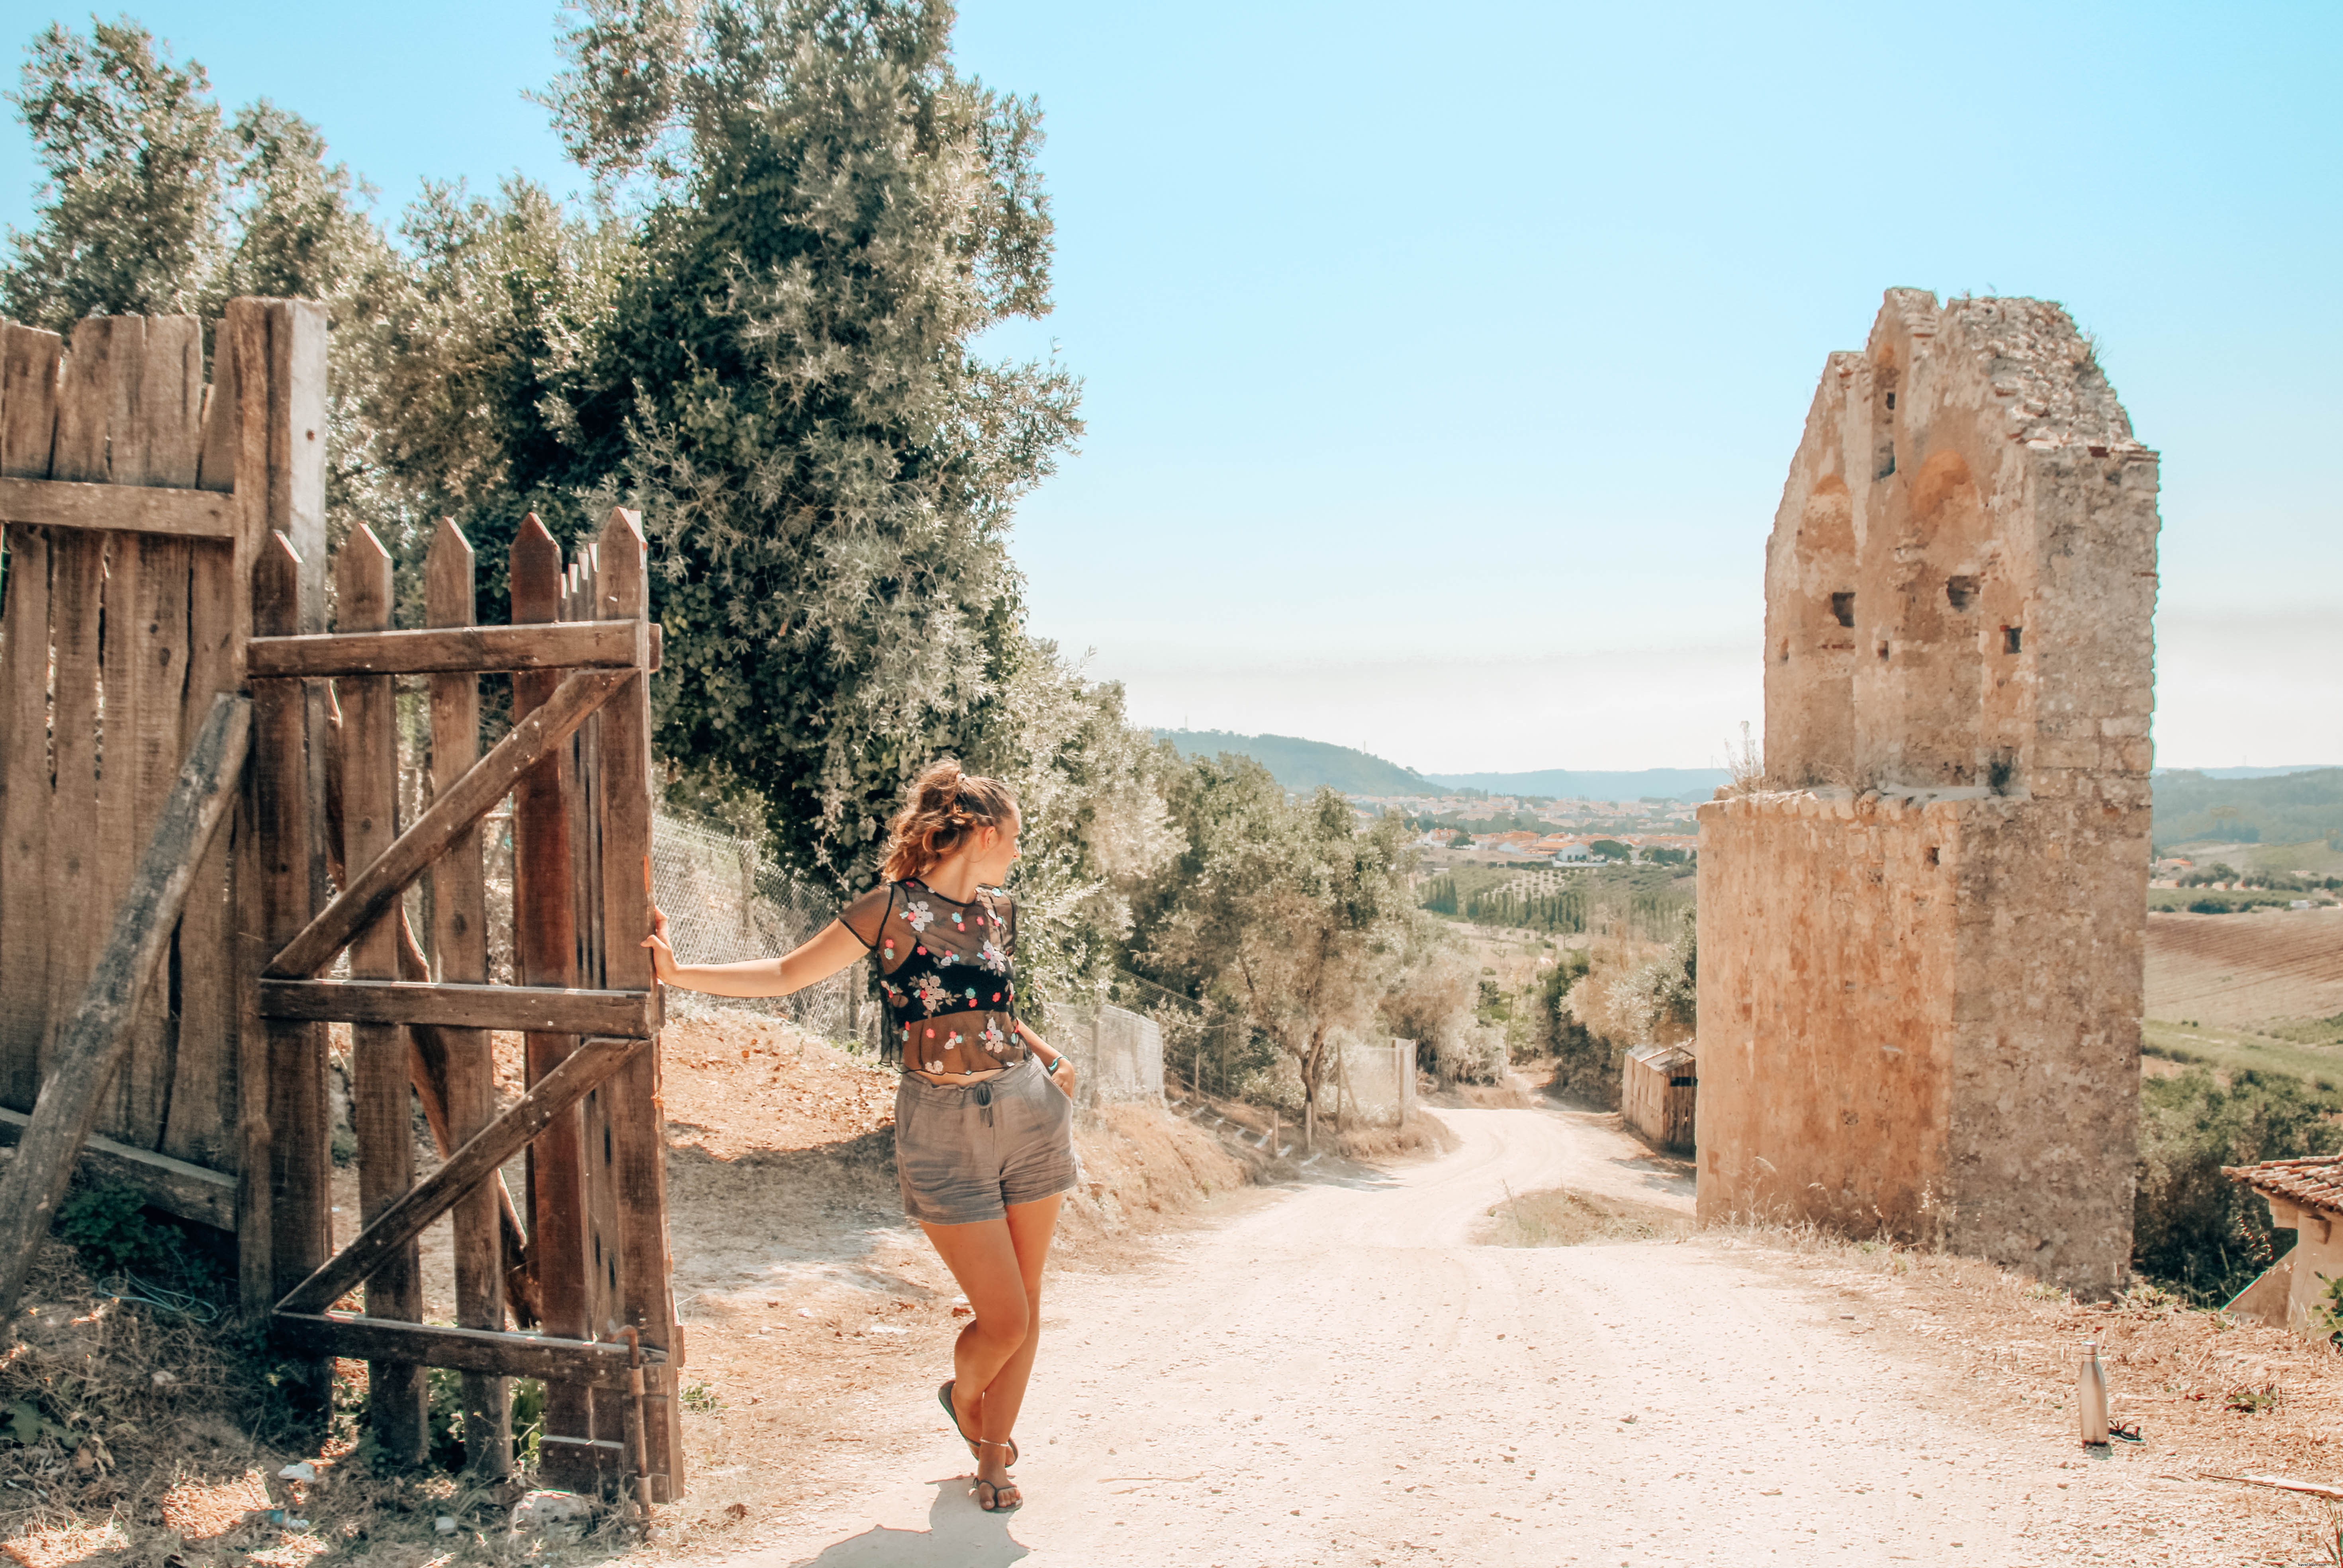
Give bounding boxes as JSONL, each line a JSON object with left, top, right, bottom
{"left": 1153, "top": 731, "right": 1430, "bottom": 794}
{"left": 2153, "top": 768, "right": 2343, "bottom": 850}
{"left": 1423, "top": 768, "right": 1731, "bottom": 804}
{"left": 2155, "top": 764, "right": 2337, "bottom": 780}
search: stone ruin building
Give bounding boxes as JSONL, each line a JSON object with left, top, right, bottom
{"left": 1695, "top": 289, "right": 2159, "bottom": 1292}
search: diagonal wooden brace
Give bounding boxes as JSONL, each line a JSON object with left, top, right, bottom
{"left": 277, "top": 1032, "right": 648, "bottom": 1315}
{"left": 265, "top": 667, "right": 628, "bottom": 980}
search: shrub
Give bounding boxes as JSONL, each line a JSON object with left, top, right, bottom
{"left": 2133, "top": 1068, "right": 2343, "bottom": 1306}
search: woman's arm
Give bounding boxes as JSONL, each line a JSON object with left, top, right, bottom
{"left": 641, "top": 907, "right": 870, "bottom": 998}
{"left": 1015, "top": 1021, "right": 1076, "bottom": 1097}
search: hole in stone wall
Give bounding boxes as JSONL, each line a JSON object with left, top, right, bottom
{"left": 2004, "top": 625, "right": 2023, "bottom": 654}
{"left": 1874, "top": 442, "right": 1895, "bottom": 481}
{"left": 1830, "top": 591, "right": 1855, "bottom": 628}
{"left": 1885, "top": 392, "right": 1896, "bottom": 410}
{"left": 1779, "top": 638, "right": 1790, "bottom": 663}
{"left": 1945, "top": 575, "right": 1978, "bottom": 612}
{"left": 1877, "top": 641, "right": 1890, "bottom": 661}
{"left": 1924, "top": 846, "right": 1939, "bottom": 867}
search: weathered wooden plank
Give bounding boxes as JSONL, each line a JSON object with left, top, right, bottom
{"left": 264, "top": 667, "right": 627, "bottom": 981}
{"left": 265, "top": 302, "right": 330, "bottom": 622}
{"left": 593, "top": 508, "right": 683, "bottom": 1497}
{"left": 97, "top": 529, "right": 145, "bottom": 1142}
{"left": 50, "top": 319, "right": 112, "bottom": 481}
{"left": 271, "top": 1313, "right": 660, "bottom": 1390}
{"left": 43, "top": 327, "right": 109, "bottom": 1100}
{"left": 120, "top": 319, "right": 199, "bottom": 1152}
{"left": 0, "top": 477, "right": 234, "bottom": 538}
{"left": 0, "top": 326, "right": 63, "bottom": 478}
{"left": 335, "top": 527, "right": 426, "bottom": 1464}
{"left": 0, "top": 524, "right": 50, "bottom": 1110}
{"left": 510, "top": 513, "right": 597, "bottom": 1491}
{"left": 240, "top": 535, "right": 307, "bottom": 1311}
{"left": 0, "top": 692, "right": 247, "bottom": 1319}
{"left": 278, "top": 1032, "right": 648, "bottom": 1316}
{"left": 245, "top": 618, "right": 648, "bottom": 678}
{"left": 258, "top": 980, "right": 656, "bottom": 1036}
{"left": 0, "top": 1106, "right": 236, "bottom": 1230}
{"left": 425, "top": 518, "right": 509, "bottom": 1474}
{"left": 256, "top": 310, "right": 333, "bottom": 1317}
{"left": 172, "top": 320, "right": 237, "bottom": 1170}
{"left": 139, "top": 318, "right": 205, "bottom": 489}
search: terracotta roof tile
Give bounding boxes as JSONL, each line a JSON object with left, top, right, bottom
{"left": 2224, "top": 1155, "right": 2343, "bottom": 1216}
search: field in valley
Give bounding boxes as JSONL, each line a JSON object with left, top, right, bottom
{"left": 2143, "top": 906, "right": 2343, "bottom": 1081}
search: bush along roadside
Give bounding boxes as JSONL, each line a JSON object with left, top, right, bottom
{"left": 2133, "top": 1068, "right": 2343, "bottom": 1306}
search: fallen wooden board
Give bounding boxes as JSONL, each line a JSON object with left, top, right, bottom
{"left": 2209, "top": 1473, "right": 2343, "bottom": 1502}
{"left": 0, "top": 1108, "right": 237, "bottom": 1230}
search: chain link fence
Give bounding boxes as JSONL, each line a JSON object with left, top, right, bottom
{"left": 1050, "top": 1001, "right": 1165, "bottom": 1114}
{"left": 646, "top": 812, "right": 863, "bottom": 1046}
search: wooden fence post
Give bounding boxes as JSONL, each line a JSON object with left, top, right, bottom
{"left": 426, "top": 518, "right": 511, "bottom": 1475}
{"left": 595, "top": 508, "right": 683, "bottom": 1498}
{"left": 510, "top": 514, "right": 606, "bottom": 1491}
{"left": 223, "top": 301, "right": 332, "bottom": 1314}
{"left": 239, "top": 534, "right": 306, "bottom": 1313}
{"left": 338, "top": 527, "right": 428, "bottom": 1463}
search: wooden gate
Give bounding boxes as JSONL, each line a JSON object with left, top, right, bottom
{"left": 0, "top": 304, "right": 683, "bottom": 1501}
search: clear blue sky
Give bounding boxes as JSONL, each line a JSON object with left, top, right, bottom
{"left": 6, "top": 1, "right": 2336, "bottom": 773}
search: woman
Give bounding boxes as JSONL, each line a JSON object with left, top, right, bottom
{"left": 641, "top": 760, "right": 1078, "bottom": 1513}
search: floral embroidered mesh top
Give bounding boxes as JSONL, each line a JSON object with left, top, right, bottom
{"left": 840, "top": 879, "right": 1022, "bottom": 1075}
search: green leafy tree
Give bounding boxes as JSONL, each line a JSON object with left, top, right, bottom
{"left": 4, "top": 18, "right": 403, "bottom": 560}
{"left": 1134, "top": 757, "right": 1422, "bottom": 1148}
{"left": 539, "top": 0, "right": 1081, "bottom": 885}
{"left": 2, "top": 20, "right": 227, "bottom": 326}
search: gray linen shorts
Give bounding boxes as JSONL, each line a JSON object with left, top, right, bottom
{"left": 893, "top": 1054, "right": 1080, "bottom": 1226}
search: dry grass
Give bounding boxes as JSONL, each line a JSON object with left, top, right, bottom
{"left": 1708, "top": 1221, "right": 2343, "bottom": 1563}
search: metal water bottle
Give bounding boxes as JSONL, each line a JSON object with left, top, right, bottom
{"left": 2078, "top": 1340, "right": 2109, "bottom": 1446}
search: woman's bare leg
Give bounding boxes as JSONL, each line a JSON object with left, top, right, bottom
{"left": 923, "top": 1193, "right": 1063, "bottom": 1502}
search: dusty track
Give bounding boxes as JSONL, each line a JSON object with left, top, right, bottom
{"left": 2145, "top": 906, "right": 2343, "bottom": 1024}
{"left": 721, "top": 1108, "right": 2256, "bottom": 1568}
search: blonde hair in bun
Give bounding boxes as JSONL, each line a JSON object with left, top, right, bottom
{"left": 879, "top": 759, "right": 1019, "bottom": 882}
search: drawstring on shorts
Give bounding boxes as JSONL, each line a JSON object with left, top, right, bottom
{"left": 972, "top": 1079, "right": 994, "bottom": 1128}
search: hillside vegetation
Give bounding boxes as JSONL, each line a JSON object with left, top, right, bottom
{"left": 1153, "top": 730, "right": 1429, "bottom": 793}
{"left": 2153, "top": 767, "right": 2343, "bottom": 849}
{"left": 1425, "top": 767, "right": 1729, "bottom": 802}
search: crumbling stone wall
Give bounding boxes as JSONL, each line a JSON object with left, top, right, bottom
{"left": 1695, "top": 290, "right": 2159, "bottom": 1292}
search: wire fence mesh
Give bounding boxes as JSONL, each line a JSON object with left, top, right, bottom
{"left": 646, "top": 812, "right": 863, "bottom": 1046}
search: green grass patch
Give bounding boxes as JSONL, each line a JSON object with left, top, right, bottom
{"left": 2143, "top": 1017, "right": 2343, "bottom": 1088}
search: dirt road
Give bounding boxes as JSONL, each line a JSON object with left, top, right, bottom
{"left": 737, "top": 1107, "right": 2242, "bottom": 1567}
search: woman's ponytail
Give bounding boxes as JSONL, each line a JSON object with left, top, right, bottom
{"left": 879, "top": 759, "right": 1018, "bottom": 882}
